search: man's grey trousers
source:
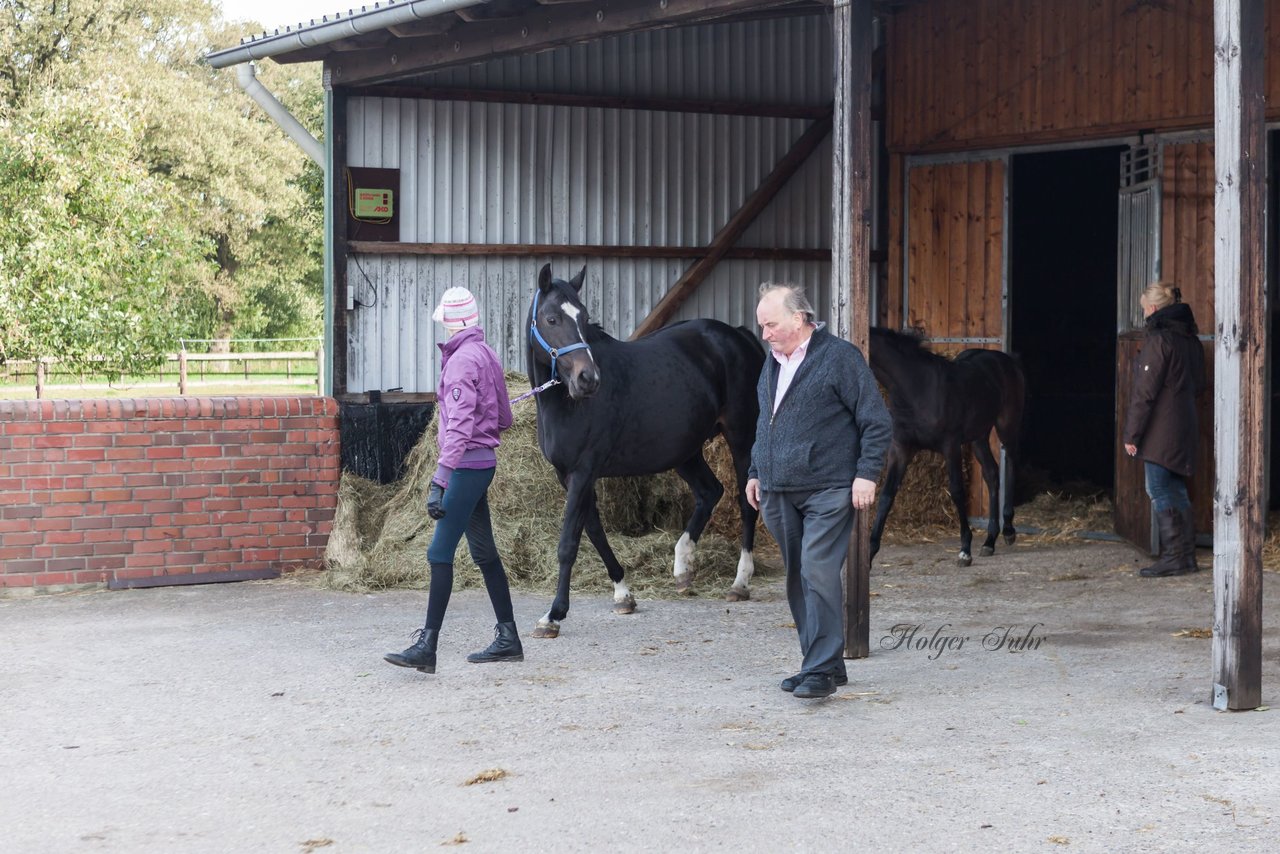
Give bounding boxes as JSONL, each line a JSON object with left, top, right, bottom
{"left": 760, "top": 486, "right": 852, "bottom": 678}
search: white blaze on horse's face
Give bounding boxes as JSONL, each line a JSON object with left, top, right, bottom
{"left": 553, "top": 298, "right": 601, "bottom": 399}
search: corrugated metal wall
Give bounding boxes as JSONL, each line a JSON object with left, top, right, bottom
{"left": 344, "top": 15, "right": 835, "bottom": 394}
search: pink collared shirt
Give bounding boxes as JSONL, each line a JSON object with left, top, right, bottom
{"left": 771, "top": 333, "right": 814, "bottom": 413}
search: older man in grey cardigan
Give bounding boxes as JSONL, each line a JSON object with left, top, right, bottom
{"left": 746, "top": 283, "right": 892, "bottom": 699}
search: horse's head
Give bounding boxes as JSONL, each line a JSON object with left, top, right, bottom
{"left": 529, "top": 264, "right": 601, "bottom": 399}
{"left": 869, "top": 326, "right": 929, "bottom": 390}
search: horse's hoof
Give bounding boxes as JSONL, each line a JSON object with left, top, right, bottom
{"left": 1004, "top": 533, "right": 1017, "bottom": 546}
{"left": 674, "top": 572, "right": 694, "bottom": 595}
{"left": 725, "top": 586, "right": 750, "bottom": 602}
{"left": 980, "top": 545, "right": 995, "bottom": 557}
{"left": 531, "top": 622, "right": 560, "bottom": 639}
{"left": 612, "top": 595, "right": 636, "bottom": 615}
{"left": 957, "top": 552, "right": 972, "bottom": 567}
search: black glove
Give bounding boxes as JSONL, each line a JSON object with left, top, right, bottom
{"left": 427, "top": 482, "right": 446, "bottom": 520}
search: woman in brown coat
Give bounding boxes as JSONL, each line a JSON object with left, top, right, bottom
{"left": 1123, "top": 282, "right": 1206, "bottom": 577}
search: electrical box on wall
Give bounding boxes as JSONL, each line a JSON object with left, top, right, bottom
{"left": 354, "top": 188, "right": 393, "bottom": 220}
{"left": 345, "top": 166, "right": 400, "bottom": 243}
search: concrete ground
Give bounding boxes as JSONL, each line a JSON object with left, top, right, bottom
{"left": 1, "top": 539, "right": 1277, "bottom": 853}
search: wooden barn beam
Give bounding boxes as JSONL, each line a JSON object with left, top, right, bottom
{"left": 346, "top": 84, "right": 838, "bottom": 120}
{"left": 1212, "top": 0, "right": 1266, "bottom": 711}
{"left": 328, "top": 0, "right": 802, "bottom": 86}
{"left": 629, "top": 109, "right": 832, "bottom": 340}
{"left": 832, "top": 0, "right": 874, "bottom": 660}
{"left": 348, "top": 241, "right": 834, "bottom": 261}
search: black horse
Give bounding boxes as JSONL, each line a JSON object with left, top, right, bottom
{"left": 868, "top": 327, "right": 1026, "bottom": 566}
{"left": 525, "top": 264, "right": 764, "bottom": 638}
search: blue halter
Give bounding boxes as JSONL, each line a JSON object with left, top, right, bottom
{"left": 530, "top": 288, "right": 593, "bottom": 383}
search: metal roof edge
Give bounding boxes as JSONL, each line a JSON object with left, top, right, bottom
{"left": 204, "top": 0, "right": 489, "bottom": 69}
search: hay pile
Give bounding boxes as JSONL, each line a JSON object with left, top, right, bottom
{"left": 323, "top": 373, "right": 773, "bottom": 599}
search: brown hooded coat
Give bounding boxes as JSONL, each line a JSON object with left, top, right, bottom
{"left": 1123, "top": 302, "right": 1206, "bottom": 477}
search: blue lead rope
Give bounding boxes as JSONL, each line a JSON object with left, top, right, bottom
{"left": 512, "top": 377, "right": 560, "bottom": 405}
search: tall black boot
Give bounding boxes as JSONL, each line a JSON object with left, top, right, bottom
{"left": 1178, "top": 506, "right": 1200, "bottom": 573}
{"left": 467, "top": 622, "right": 524, "bottom": 664}
{"left": 1140, "top": 509, "right": 1194, "bottom": 578}
{"left": 384, "top": 626, "right": 439, "bottom": 672}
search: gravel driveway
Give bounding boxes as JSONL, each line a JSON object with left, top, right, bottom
{"left": 2, "top": 540, "right": 1277, "bottom": 852}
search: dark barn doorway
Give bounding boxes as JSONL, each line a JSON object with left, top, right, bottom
{"left": 1010, "top": 146, "right": 1125, "bottom": 498}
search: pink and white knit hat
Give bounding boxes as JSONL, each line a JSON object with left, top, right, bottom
{"left": 433, "top": 287, "right": 479, "bottom": 330}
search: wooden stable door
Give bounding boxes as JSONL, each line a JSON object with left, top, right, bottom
{"left": 901, "top": 156, "right": 1008, "bottom": 516}
{"left": 1113, "top": 142, "right": 1215, "bottom": 551}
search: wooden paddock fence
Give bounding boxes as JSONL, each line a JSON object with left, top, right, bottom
{"left": 2, "top": 347, "right": 325, "bottom": 398}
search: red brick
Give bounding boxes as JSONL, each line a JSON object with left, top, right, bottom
{"left": 93, "top": 489, "right": 133, "bottom": 502}
{"left": 0, "top": 575, "right": 36, "bottom": 587}
{"left": 3, "top": 559, "right": 46, "bottom": 574}
{"left": 34, "top": 571, "right": 76, "bottom": 586}
{"left": 112, "top": 433, "right": 157, "bottom": 447}
{"left": 51, "top": 490, "right": 93, "bottom": 504}
{"left": 84, "top": 557, "right": 126, "bottom": 573}
{"left": 44, "top": 531, "right": 87, "bottom": 545}
{"left": 83, "top": 529, "right": 126, "bottom": 544}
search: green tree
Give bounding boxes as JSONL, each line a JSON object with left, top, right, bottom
{"left": 0, "top": 0, "right": 324, "bottom": 372}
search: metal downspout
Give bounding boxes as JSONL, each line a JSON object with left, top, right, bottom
{"left": 236, "top": 62, "right": 324, "bottom": 168}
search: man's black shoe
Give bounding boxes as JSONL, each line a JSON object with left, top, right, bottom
{"left": 793, "top": 672, "right": 837, "bottom": 698}
{"left": 782, "top": 671, "right": 845, "bottom": 693}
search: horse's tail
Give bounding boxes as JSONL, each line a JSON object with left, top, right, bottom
{"left": 996, "top": 351, "right": 1028, "bottom": 459}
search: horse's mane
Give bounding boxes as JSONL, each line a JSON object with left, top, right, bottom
{"left": 873, "top": 326, "right": 951, "bottom": 365}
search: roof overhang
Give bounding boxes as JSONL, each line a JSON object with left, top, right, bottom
{"left": 207, "top": 0, "right": 826, "bottom": 85}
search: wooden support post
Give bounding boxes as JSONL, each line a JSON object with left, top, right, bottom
{"left": 833, "top": 0, "right": 874, "bottom": 660}
{"left": 34, "top": 359, "right": 45, "bottom": 400}
{"left": 178, "top": 349, "right": 188, "bottom": 396}
{"left": 1212, "top": 0, "right": 1265, "bottom": 711}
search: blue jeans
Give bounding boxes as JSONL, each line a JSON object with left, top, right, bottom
{"left": 1144, "top": 462, "right": 1190, "bottom": 514}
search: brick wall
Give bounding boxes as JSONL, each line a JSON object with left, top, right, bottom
{"left": 0, "top": 397, "right": 340, "bottom": 594}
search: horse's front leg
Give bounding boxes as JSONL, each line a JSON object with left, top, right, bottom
{"left": 944, "top": 443, "right": 974, "bottom": 566}
{"left": 726, "top": 466, "right": 759, "bottom": 603}
{"left": 972, "top": 438, "right": 1002, "bottom": 557}
{"left": 671, "top": 455, "right": 724, "bottom": 595}
{"left": 532, "top": 473, "right": 594, "bottom": 639}
{"left": 871, "top": 443, "right": 915, "bottom": 560}
{"left": 582, "top": 489, "right": 636, "bottom": 615}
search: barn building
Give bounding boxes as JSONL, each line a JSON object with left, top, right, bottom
{"left": 207, "top": 0, "right": 1270, "bottom": 710}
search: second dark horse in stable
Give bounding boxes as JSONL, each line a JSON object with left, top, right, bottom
{"left": 526, "top": 265, "right": 764, "bottom": 638}
{"left": 868, "top": 327, "right": 1026, "bottom": 566}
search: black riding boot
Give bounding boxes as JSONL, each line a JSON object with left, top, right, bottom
{"left": 467, "top": 622, "right": 524, "bottom": 664}
{"left": 384, "top": 626, "right": 439, "bottom": 672}
{"left": 1178, "top": 505, "right": 1199, "bottom": 574}
{"left": 1140, "top": 509, "right": 1195, "bottom": 578}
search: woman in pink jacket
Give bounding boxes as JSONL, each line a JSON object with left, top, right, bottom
{"left": 385, "top": 287, "right": 518, "bottom": 674}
